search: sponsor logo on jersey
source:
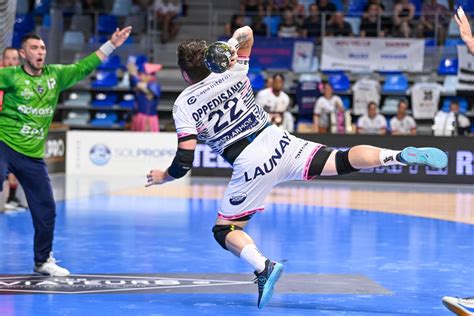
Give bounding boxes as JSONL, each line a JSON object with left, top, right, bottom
{"left": 192, "top": 81, "right": 244, "bottom": 122}
{"left": 24, "top": 80, "right": 30, "bottom": 85}
{"left": 18, "top": 105, "right": 54, "bottom": 117}
{"left": 90, "top": 144, "right": 111, "bottom": 166}
{"left": 244, "top": 132, "right": 291, "bottom": 182}
{"left": 229, "top": 192, "right": 247, "bottom": 205}
{"left": 187, "top": 96, "right": 196, "bottom": 105}
{"left": 295, "top": 142, "right": 309, "bottom": 159}
{"left": 20, "top": 88, "right": 34, "bottom": 100}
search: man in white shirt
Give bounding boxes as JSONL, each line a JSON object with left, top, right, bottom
{"left": 433, "top": 101, "right": 471, "bottom": 136}
{"left": 255, "top": 73, "right": 294, "bottom": 132}
{"left": 357, "top": 101, "right": 387, "bottom": 135}
{"left": 313, "top": 83, "right": 343, "bottom": 133}
{"left": 390, "top": 100, "right": 417, "bottom": 135}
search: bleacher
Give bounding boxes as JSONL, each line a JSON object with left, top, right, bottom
{"left": 10, "top": 0, "right": 474, "bottom": 134}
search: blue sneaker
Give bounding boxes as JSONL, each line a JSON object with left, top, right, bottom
{"left": 254, "top": 259, "right": 284, "bottom": 309}
{"left": 399, "top": 147, "right": 448, "bottom": 169}
{"left": 442, "top": 296, "right": 474, "bottom": 315}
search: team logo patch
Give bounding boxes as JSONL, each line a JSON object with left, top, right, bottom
{"left": 187, "top": 96, "right": 197, "bottom": 105}
{"left": 37, "top": 85, "right": 44, "bottom": 94}
{"left": 89, "top": 144, "right": 111, "bottom": 166}
{"left": 229, "top": 192, "right": 247, "bottom": 205}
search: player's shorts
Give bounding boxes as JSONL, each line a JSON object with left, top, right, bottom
{"left": 218, "top": 125, "right": 328, "bottom": 220}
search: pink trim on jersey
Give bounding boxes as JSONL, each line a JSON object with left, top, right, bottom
{"left": 177, "top": 132, "right": 192, "bottom": 138}
{"left": 237, "top": 55, "right": 250, "bottom": 59}
{"left": 303, "top": 144, "right": 324, "bottom": 180}
{"left": 218, "top": 207, "right": 264, "bottom": 220}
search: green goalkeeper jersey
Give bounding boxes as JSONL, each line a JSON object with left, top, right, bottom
{"left": 0, "top": 52, "right": 102, "bottom": 158}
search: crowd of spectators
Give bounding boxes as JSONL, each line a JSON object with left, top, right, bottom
{"left": 232, "top": 0, "right": 456, "bottom": 44}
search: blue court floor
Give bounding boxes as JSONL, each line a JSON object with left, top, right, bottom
{"left": 0, "top": 177, "right": 473, "bottom": 315}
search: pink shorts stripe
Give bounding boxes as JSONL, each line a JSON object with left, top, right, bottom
{"left": 218, "top": 207, "right": 264, "bottom": 220}
{"left": 303, "top": 144, "right": 324, "bottom": 180}
{"left": 177, "top": 132, "right": 192, "bottom": 138}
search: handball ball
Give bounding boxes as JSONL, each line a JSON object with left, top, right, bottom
{"left": 204, "top": 41, "right": 233, "bottom": 73}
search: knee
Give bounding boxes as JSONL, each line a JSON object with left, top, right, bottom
{"left": 212, "top": 224, "right": 243, "bottom": 250}
{"left": 335, "top": 149, "right": 360, "bottom": 175}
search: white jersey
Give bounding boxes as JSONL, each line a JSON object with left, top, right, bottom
{"left": 357, "top": 114, "right": 387, "bottom": 134}
{"left": 411, "top": 82, "right": 443, "bottom": 119}
{"left": 457, "top": 45, "right": 474, "bottom": 91}
{"left": 313, "top": 95, "right": 343, "bottom": 128}
{"left": 173, "top": 57, "right": 269, "bottom": 155}
{"left": 390, "top": 115, "right": 417, "bottom": 134}
{"left": 352, "top": 78, "right": 381, "bottom": 116}
{"left": 255, "top": 88, "right": 291, "bottom": 113}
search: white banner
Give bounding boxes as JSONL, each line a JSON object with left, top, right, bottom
{"left": 292, "top": 41, "right": 315, "bottom": 72}
{"left": 66, "top": 131, "right": 177, "bottom": 176}
{"left": 321, "top": 37, "right": 425, "bottom": 72}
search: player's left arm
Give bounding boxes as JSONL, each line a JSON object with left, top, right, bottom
{"left": 56, "top": 27, "right": 132, "bottom": 90}
{"left": 146, "top": 138, "right": 197, "bottom": 187}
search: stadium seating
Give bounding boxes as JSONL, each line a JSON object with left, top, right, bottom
{"left": 328, "top": 72, "right": 350, "bottom": 92}
{"left": 63, "top": 111, "right": 90, "bottom": 126}
{"left": 92, "top": 72, "right": 119, "bottom": 88}
{"left": 70, "top": 15, "right": 93, "bottom": 37}
{"left": 382, "top": 74, "right": 409, "bottom": 93}
{"left": 111, "top": 0, "right": 132, "bottom": 16}
{"left": 91, "top": 93, "right": 118, "bottom": 107}
{"left": 248, "top": 69, "right": 265, "bottom": 90}
{"left": 120, "top": 94, "right": 135, "bottom": 108}
{"left": 64, "top": 92, "right": 91, "bottom": 107}
{"left": 443, "top": 76, "right": 458, "bottom": 94}
{"left": 98, "top": 55, "right": 122, "bottom": 71}
{"left": 34, "top": 0, "right": 51, "bottom": 16}
{"left": 63, "top": 31, "right": 85, "bottom": 48}
{"left": 98, "top": 15, "right": 118, "bottom": 34}
{"left": 15, "top": 14, "right": 35, "bottom": 33}
{"left": 125, "top": 15, "right": 146, "bottom": 34}
{"left": 344, "top": 17, "right": 361, "bottom": 36}
{"left": 90, "top": 111, "right": 119, "bottom": 127}
{"left": 438, "top": 58, "right": 458, "bottom": 75}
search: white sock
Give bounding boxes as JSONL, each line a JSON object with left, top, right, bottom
{"left": 379, "top": 149, "right": 405, "bottom": 166}
{"left": 240, "top": 244, "right": 267, "bottom": 273}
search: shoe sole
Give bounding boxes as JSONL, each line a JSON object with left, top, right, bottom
{"left": 401, "top": 147, "right": 448, "bottom": 169}
{"left": 258, "top": 263, "right": 284, "bottom": 309}
{"left": 442, "top": 297, "right": 474, "bottom": 316}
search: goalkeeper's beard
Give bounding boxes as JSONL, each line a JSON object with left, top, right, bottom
{"left": 25, "top": 59, "right": 44, "bottom": 73}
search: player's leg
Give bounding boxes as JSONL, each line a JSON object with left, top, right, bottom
{"left": 5, "top": 144, "right": 69, "bottom": 276}
{"left": 0, "top": 145, "right": 7, "bottom": 207}
{"left": 4, "top": 173, "right": 25, "bottom": 210}
{"left": 213, "top": 215, "right": 284, "bottom": 309}
{"left": 214, "top": 129, "right": 286, "bottom": 309}
{"left": 319, "top": 145, "right": 448, "bottom": 176}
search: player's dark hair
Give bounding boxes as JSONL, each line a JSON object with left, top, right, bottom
{"left": 21, "top": 34, "right": 43, "bottom": 47}
{"left": 2, "top": 47, "right": 18, "bottom": 58}
{"left": 367, "top": 101, "right": 377, "bottom": 109}
{"left": 177, "top": 39, "right": 211, "bottom": 84}
{"left": 272, "top": 73, "right": 285, "bottom": 81}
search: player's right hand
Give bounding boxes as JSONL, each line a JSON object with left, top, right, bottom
{"left": 146, "top": 169, "right": 167, "bottom": 187}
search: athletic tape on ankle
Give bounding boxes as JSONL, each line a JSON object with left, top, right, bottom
{"left": 99, "top": 41, "right": 116, "bottom": 57}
